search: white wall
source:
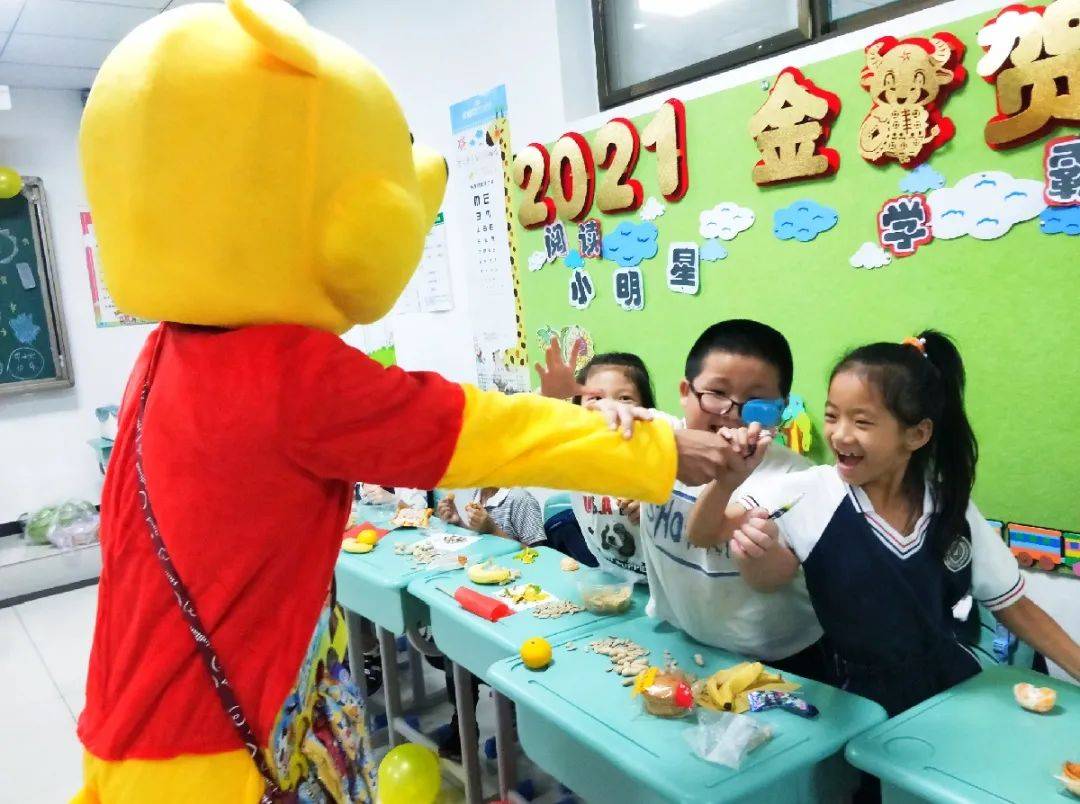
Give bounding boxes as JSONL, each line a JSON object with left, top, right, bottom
{"left": 301, "top": 0, "right": 569, "bottom": 385}
{"left": 0, "top": 89, "right": 151, "bottom": 522}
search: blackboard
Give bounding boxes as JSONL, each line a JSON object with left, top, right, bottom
{"left": 0, "top": 177, "right": 72, "bottom": 395}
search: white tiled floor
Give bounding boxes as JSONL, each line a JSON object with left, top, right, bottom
{"left": 0, "top": 584, "right": 97, "bottom": 804}
{"left": 0, "top": 585, "right": 571, "bottom": 804}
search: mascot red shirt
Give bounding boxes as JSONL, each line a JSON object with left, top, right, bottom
{"left": 74, "top": 1, "right": 687, "bottom": 801}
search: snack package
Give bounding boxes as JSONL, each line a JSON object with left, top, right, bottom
{"left": 745, "top": 690, "right": 819, "bottom": 718}
{"left": 390, "top": 506, "right": 432, "bottom": 528}
{"left": 683, "top": 711, "right": 773, "bottom": 769}
{"left": 633, "top": 668, "right": 695, "bottom": 718}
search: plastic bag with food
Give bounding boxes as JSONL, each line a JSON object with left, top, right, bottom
{"left": 632, "top": 667, "right": 695, "bottom": 718}
{"left": 20, "top": 500, "right": 100, "bottom": 550}
{"left": 683, "top": 710, "right": 773, "bottom": 769}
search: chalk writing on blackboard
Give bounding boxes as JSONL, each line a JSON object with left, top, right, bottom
{"left": 0, "top": 229, "right": 16, "bottom": 263}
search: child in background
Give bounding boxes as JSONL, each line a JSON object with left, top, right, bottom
{"left": 436, "top": 488, "right": 545, "bottom": 546}
{"left": 640, "top": 320, "right": 825, "bottom": 681}
{"left": 536, "top": 338, "right": 656, "bottom": 580}
{"left": 721, "top": 331, "right": 1080, "bottom": 716}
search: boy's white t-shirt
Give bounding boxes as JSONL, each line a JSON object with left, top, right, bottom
{"left": 570, "top": 493, "right": 648, "bottom": 581}
{"left": 641, "top": 417, "right": 823, "bottom": 661}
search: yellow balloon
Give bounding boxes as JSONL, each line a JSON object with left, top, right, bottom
{"left": 377, "top": 743, "right": 440, "bottom": 804}
{"left": 0, "top": 167, "right": 22, "bottom": 199}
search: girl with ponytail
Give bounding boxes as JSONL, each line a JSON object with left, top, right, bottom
{"left": 716, "top": 330, "right": 1080, "bottom": 716}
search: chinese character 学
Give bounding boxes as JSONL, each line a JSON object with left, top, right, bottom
{"left": 545, "top": 221, "right": 568, "bottom": 262}
{"left": 978, "top": 2, "right": 1080, "bottom": 147}
{"left": 568, "top": 269, "right": 595, "bottom": 310}
{"left": 748, "top": 68, "right": 840, "bottom": 184}
{"left": 577, "top": 218, "right": 603, "bottom": 258}
{"left": 1045, "top": 136, "right": 1080, "bottom": 205}
{"left": 613, "top": 267, "right": 644, "bottom": 311}
{"left": 667, "top": 243, "right": 699, "bottom": 295}
{"left": 878, "top": 195, "right": 932, "bottom": 257}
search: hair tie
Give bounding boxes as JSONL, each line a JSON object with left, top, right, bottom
{"left": 901, "top": 336, "right": 928, "bottom": 357}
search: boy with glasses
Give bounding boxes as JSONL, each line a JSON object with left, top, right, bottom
{"left": 642, "top": 320, "right": 826, "bottom": 680}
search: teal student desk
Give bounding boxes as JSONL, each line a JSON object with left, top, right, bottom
{"left": 334, "top": 503, "right": 516, "bottom": 749}
{"left": 408, "top": 546, "right": 648, "bottom": 679}
{"left": 488, "top": 616, "right": 887, "bottom": 804}
{"left": 846, "top": 665, "right": 1079, "bottom": 803}
{"left": 408, "top": 546, "right": 648, "bottom": 802}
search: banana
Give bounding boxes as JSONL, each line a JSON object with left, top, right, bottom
{"left": 700, "top": 661, "right": 800, "bottom": 712}
{"left": 467, "top": 560, "right": 519, "bottom": 585}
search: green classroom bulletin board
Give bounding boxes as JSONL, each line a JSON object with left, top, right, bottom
{"left": 511, "top": 8, "right": 1080, "bottom": 532}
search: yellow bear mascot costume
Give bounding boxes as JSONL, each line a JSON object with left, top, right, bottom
{"left": 74, "top": 1, "right": 708, "bottom": 801}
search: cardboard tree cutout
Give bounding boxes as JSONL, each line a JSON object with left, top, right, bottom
{"left": 749, "top": 67, "right": 841, "bottom": 185}
{"left": 858, "top": 33, "right": 967, "bottom": 168}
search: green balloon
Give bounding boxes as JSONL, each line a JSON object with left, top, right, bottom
{"left": 0, "top": 167, "right": 22, "bottom": 199}
{"left": 377, "top": 743, "right": 440, "bottom": 804}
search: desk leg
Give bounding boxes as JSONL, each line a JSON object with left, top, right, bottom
{"left": 493, "top": 691, "right": 516, "bottom": 800}
{"left": 344, "top": 610, "right": 370, "bottom": 703}
{"left": 452, "top": 661, "right": 483, "bottom": 804}
{"left": 407, "top": 642, "right": 426, "bottom": 708}
{"left": 376, "top": 626, "right": 403, "bottom": 748}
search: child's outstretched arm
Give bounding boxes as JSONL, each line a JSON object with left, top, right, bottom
{"left": 727, "top": 508, "right": 800, "bottom": 592}
{"left": 993, "top": 597, "right": 1080, "bottom": 682}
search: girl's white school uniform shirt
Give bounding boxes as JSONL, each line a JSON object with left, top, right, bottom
{"left": 570, "top": 493, "right": 648, "bottom": 582}
{"left": 640, "top": 416, "right": 822, "bottom": 661}
{"left": 738, "top": 465, "right": 1024, "bottom": 613}
{"left": 737, "top": 464, "right": 1025, "bottom": 714}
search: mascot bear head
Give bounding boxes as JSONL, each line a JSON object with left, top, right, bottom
{"left": 80, "top": 0, "right": 447, "bottom": 334}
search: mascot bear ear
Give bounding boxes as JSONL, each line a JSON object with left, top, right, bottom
{"left": 226, "top": 0, "right": 318, "bottom": 75}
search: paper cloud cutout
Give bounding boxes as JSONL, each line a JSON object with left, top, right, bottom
{"left": 773, "top": 199, "right": 838, "bottom": 242}
{"left": 1040, "top": 206, "right": 1080, "bottom": 236}
{"left": 927, "top": 172, "right": 1045, "bottom": 241}
{"left": 564, "top": 249, "right": 585, "bottom": 269}
{"left": 699, "top": 203, "right": 755, "bottom": 241}
{"left": 700, "top": 239, "right": 728, "bottom": 261}
{"left": 640, "top": 196, "right": 666, "bottom": 221}
{"left": 849, "top": 242, "right": 892, "bottom": 269}
{"left": 901, "top": 164, "right": 945, "bottom": 194}
{"left": 602, "top": 221, "right": 659, "bottom": 267}
{"left": 527, "top": 250, "right": 546, "bottom": 272}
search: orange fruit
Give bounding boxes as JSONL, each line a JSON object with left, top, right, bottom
{"left": 520, "top": 637, "right": 552, "bottom": 670}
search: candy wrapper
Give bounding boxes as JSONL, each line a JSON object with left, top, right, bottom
{"left": 683, "top": 711, "right": 773, "bottom": 769}
{"left": 632, "top": 667, "right": 695, "bottom": 718}
{"left": 746, "top": 690, "right": 819, "bottom": 718}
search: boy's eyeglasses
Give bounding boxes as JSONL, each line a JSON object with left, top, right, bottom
{"left": 687, "top": 383, "right": 786, "bottom": 427}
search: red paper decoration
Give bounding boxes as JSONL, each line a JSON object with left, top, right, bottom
{"left": 858, "top": 33, "right": 967, "bottom": 168}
